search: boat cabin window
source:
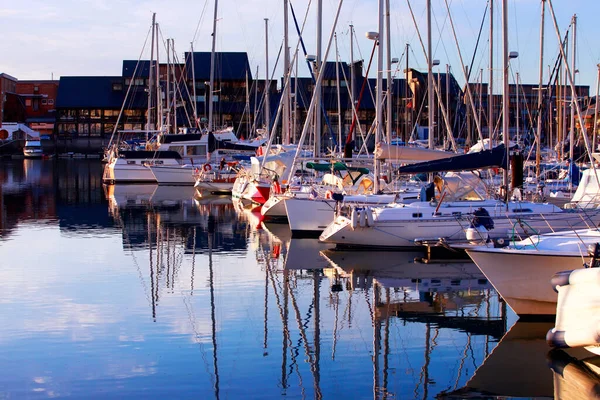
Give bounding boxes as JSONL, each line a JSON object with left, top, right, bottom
{"left": 412, "top": 213, "right": 423, "bottom": 218}
{"left": 511, "top": 208, "right": 532, "bottom": 213}
{"left": 142, "top": 160, "right": 164, "bottom": 166}
{"left": 127, "top": 160, "right": 136, "bottom": 165}
{"left": 186, "top": 145, "right": 207, "bottom": 156}
{"left": 168, "top": 145, "right": 184, "bottom": 155}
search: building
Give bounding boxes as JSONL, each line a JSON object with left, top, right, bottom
{"left": 0, "top": 73, "right": 17, "bottom": 131}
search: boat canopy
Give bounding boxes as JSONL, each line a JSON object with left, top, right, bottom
{"left": 375, "top": 142, "right": 454, "bottom": 162}
{"left": 305, "top": 162, "right": 369, "bottom": 175}
{"left": 397, "top": 144, "right": 509, "bottom": 174}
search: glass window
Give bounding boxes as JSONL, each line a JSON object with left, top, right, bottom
{"left": 42, "top": 99, "right": 48, "bottom": 105}
{"left": 168, "top": 145, "right": 184, "bottom": 155}
{"left": 91, "top": 109, "right": 102, "bottom": 119}
{"left": 112, "top": 82, "right": 123, "bottom": 91}
{"left": 48, "top": 99, "right": 54, "bottom": 105}
{"left": 79, "top": 109, "right": 90, "bottom": 118}
{"left": 186, "top": 145, "right": 207, "bottom": 156}
{"left": 78, "top": 123, "right": 89, "bottom": 136}
{"left": 104, "top": 110, "right": 119, "bottom": 117}
{"left": 104, "top": 123, "right": 115, "bottom": 134}
{"left": 90, "top": 123, "right": 102, "bottom": 136}
{"left": 25, "top": 99, "right": 32, "bottom": 107}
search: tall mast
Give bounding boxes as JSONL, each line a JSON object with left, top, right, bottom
{"left": 569, "top": 14, "right": 577, "bottom": 165}
{"left": 489, "top": 0, "right": 494, "bottom": 147}
{"left": 245, "top": 70, "right": 250, "bottom": 138}
{"left": 405, "top": 43, "right": 409, "bottom": 142}
{"left": 208, "top": 0, "right": 219, "bottom": 132}
{"left": 350, "top": 24, "right": 355, "bottom": 142}
{"left": 155, "top": 23, "right": 161, "bottom": 131}
{"left": 264, "top": 18, "right": 270, "bottom": 131}
{"left": 171, "top": 40, "right": 178, "bottom": 135}
{"left": 166, "top": 38, "right": 171, "bottom": 133}
{"left": 385, "top": 0, "right": 392, "bottom": 144}
{"left": 427, "top": 0, "right": 434, "bottom": 149}
{"left": 374, "top": 0, "right": 384, "bottom": 193}
{"left": 335, "top": 34, "right": 342, "bottom": 152}
{"left": 502, "top": 0, "right": 509, "bottom": 195}
{"left": 535, "top": 0, "right": 545, "bottom": 179}
{"left": 191, "top": 42, "right": 198, "bottom": 127}
{"left": 147, "top": 13, "right": 156, "bottom": 137}
{"left": 283, "top": 0, "right": 290, "bottom": 144}
{"left": 315, "top": 0, "right": 323, "bottom": 155}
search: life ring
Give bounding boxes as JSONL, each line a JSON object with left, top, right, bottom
{"left": 325, "top": 190, "right": 333, "bottom": 199}
{"left": 203, "top": 163, "right": 212, "bottom": 172}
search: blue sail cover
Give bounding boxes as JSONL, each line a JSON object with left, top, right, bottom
{"left": 397, "top": 144, "right": 509, "bottom": 174}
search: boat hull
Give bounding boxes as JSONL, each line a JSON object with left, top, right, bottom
{"left": 149, "top": 165, "right": 196, "bottom": 185}
{"left": 466, "top": 249, "right": 584, "bottom": 316}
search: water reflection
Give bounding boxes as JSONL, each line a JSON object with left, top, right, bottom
{"left": 0, "top": 160, "right": 522, "bottom": 398}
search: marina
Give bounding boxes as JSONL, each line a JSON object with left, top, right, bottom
{"left": 3, "top": 0, "right": 600, "bottom": 398}
{"left": 2, "top": 158, "right": 600, "bottom": 398}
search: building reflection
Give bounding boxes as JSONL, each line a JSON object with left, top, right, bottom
{"left": 0, "top": 159, "right": 113, "bottom": 236}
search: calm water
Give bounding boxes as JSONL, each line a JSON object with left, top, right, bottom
{"left": 0, "top": 159, "right": 568, "bottom": 399}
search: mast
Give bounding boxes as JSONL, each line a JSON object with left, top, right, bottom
{"left": 489, "top": 0, "right": 494, "bottom": 148}
{"left": 166, "top": 38, "right": 171, "bottom": 133}
{"left": 374, "top": 0, "right": 384, "bottom": 193}
{"left": 569, "top": 15, "right": 576, "bottom": 167}
{"left": 191, "top": 42, "right": 198, "bottom": 127}
{"left": 350, "top": 24, "right": 355, "bottom": 143}
{"left": 315, "top": 0, "right": 323, "bottom": 156}
{"left": 535, "top": 0, "right": 545, "bottom": 179}
{"left": 502, "top": 0, "right": 509, "bottom": 198}
{"left": 516, "top": 72, "right": 520, "bottom": 144}
{"left": 283, "top": 0, "right": 290, "bottom": 145}
{"left": 171, "top": 40, "right": 178, "bottom": 135}
{"left": 208, "top": 0, "right": 219, "bottom": 132}
{"left": 147, "top": 13, "right": 156, "bottom": 138}
{"left": 335, "top": 34, "right": 343, "bottom": 152}
{"left": 427, "top": 0, "right": 434, "bottom": 150}
{"left": 385, "top": 0, "right": 392, "bottom": 144}
{"left": 264, "top": 18, "right": 270, "bottom": 132}
{"left": 155, "top": 23, "right": 161, "bottom": 131}
{"left": 245, "top": 70, "right": 251, "bottom": 138}
{"left": 405, "top": 43, "right": 410, "bottom": 142}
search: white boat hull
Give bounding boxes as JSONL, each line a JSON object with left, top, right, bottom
{"left": 103, "top": 162, "right": 156, "bottom": 183}
{"left": 150, "top": 165, "right": 196, "bottom": 185}
{"left": 285, "top": 194, "right": 397, "bottom": 237}
{"left": 466, "top": 249, "right": 584, "bottom": 316}
{"left": 320, "top": 203, "right": 600, "bottom": 249}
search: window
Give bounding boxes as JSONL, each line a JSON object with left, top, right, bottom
{"left": 78, "top": 123, "right": 89, "bottom": 136}
{"left": 25, "top": 99, "right": 32, "bottom": 107}
{"left": 48, "top": 99, "right": 54, "bottom": 105}
{"left": 33, "top": 99, "right": 39, "bottom": 111}
{"left": 104, "top": 110, "right": 119, "bottom": 117}
{"left": 79, "top": 109, "right": 90, "bottom": 118}
{"left": 90, "top": 123, "right": 102, "bottom": 136}
{"left": 112, "top": 82, "right": 123, "bottom": 91}
{"left": 104, "top": 123, "right": 115, "bottom": 134}
{"left": 186, "top": 145, "right": 207, "bottom": 156}
{"left": 91, "top": 109, "right": 102, "bottom": 119}
{"left": 168, "top": 145, "right": 184, "bottom": 155}
{"left": 42, "top": 99, "right": 48, "bottom": 105}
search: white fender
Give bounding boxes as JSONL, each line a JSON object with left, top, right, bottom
{"left": 351, "top": 208, "right": 358, "bottom": 230}
{"left": 466, "top": 226, "right": 489, "bottom": 244}
{"left": 366, "top": 207, "right": 374, "bottom": 227}
{"left": 359, "top": 209, "right": 367, "bottom": 228}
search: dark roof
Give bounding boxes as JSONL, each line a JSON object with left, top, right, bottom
{"left": 56, "top": 76, "right": 146, "bottom": 109}
{"left": 184, "top": 52, "right": 251, "bottom": 81}
{"left": 122, "top": 60, "right": 156, "bottom": 78}
{"left": 320, "top": 61, "right": 352, "bottom": 80}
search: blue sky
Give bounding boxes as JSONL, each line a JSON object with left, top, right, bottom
{"left": 0, "top": 0, "right": 597, "bottom": 93}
